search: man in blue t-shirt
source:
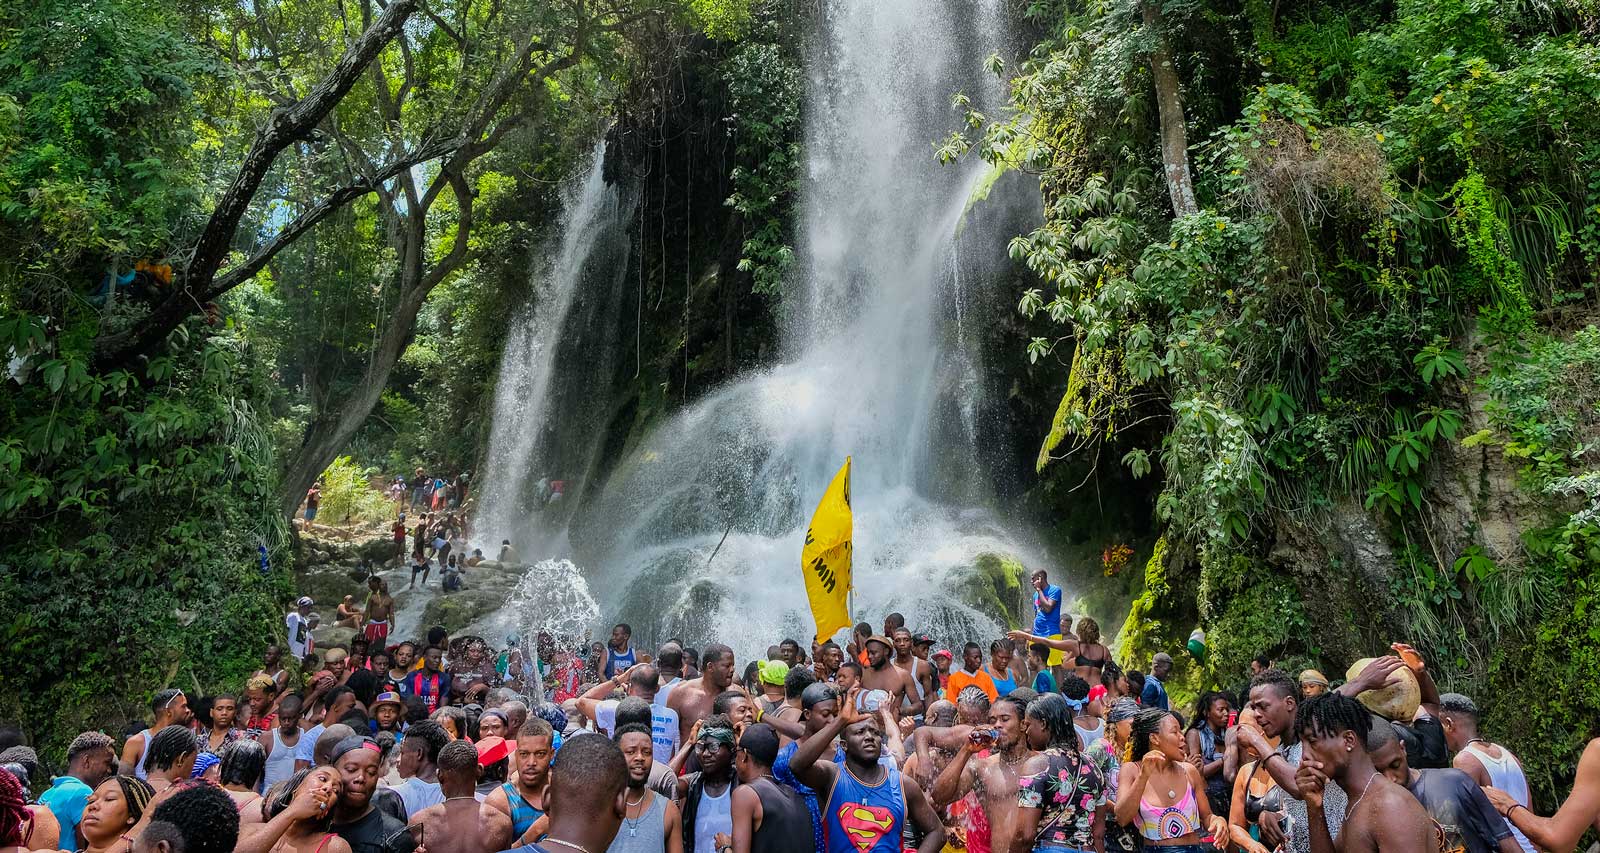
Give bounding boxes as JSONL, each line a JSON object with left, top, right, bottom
{"left": 1030, "top": 569, "right": 1066, "bottom": 670}
{"left": 1141, "top": 653, "right": 1172, "bottom": 710}
{"left": 39, "top": 732, "right": 118, "bottom": 851}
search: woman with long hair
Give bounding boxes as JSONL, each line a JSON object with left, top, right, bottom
{"left": 1074, "top": 618, "right": 1111, "bottom": 688}
{"left": 1088, "top": 699, "right": 1142, "bottom": 853}
{"left": 258, "top": 767, "right": 352, "bottom": 853}
{"left": 1114, "top": 709, "right": 1227, "bottom": 853}
{"left": 218, "top": 739, "right": 268, "bottom": 826}
{"left": 78, "top": 776, "right": 155, "bottom": 853}
{"left": 429, "top": 706, "right": 468, "bottom": 741}
{"left": 1184, "top": 692, "right": 1233, "bottom": 820}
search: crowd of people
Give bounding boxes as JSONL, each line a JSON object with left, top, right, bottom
{"left": 4, "top": 569, "right": 1599, "bottom": 853}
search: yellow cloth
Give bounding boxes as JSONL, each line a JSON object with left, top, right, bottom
{"left": 1045, "top": 633, "right": 1066, "bottom": 667}
{"left": 802, "top": 458, "right": 853, "bottom": 643}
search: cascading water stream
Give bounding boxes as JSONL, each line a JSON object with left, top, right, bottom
{"left": 475, "top": 139, "right": 635, "bottom": 553}
{"left": 477, "top": 0, "right": 1061, "bottom": 661}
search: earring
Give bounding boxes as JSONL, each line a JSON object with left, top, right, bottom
{"left": 1346, "top": 746, "right": 1352, "bottom": 752}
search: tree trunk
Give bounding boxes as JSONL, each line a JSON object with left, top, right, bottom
{"left": 1142, "top": 0, "right": 1198, "bottom": 218}
{"left": 278, "top": 268, "right": 431, "bottom": 519}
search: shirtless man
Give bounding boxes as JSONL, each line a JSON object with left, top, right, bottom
{"left": 407, "top": 741, "right": 512, "bottom": 853}
{"left": 483, "top": 719, "right": 555, "bottom": 843}
{"left": 120, "top": 689, "right": 192, "bottom": 779}
{"left": 363, "top": 576, "right": 394, "bottom": 647}
{"left": 335, "top": 596, "right": 362, "bottom": 629}
{"left": 1294, "top": 693, "right": 1436, "bottom": 853}
{"left": 929, "top": 695, "right": 1040, "bottom": 853}
{"left": 891, "top": 629, "right": 936, "bottom": 715}
{"left": 667, "top": 643, "right": 736, "bottom": 745}
{"left": 859, "top": 636, "right": 923, "bottom": 717}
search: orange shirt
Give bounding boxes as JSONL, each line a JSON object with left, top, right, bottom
{"left": 946, "top": 668, "right": 998, "bottom": 702}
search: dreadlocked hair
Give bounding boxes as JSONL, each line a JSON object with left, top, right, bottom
{"left": 1295, "top": 693, "right": 1371, "bottom": 744}
{"left": 0, "top": 768, "right": 31, "bottom": 848}
{"left": 1125, "top": 707, "right": 1173, "bottom": 762}
{"left": 1188, "top": 692, "right": 1230, "bottom": 731}
{"left": 1026, "top": 693, "right": 1078, "bottom": 753}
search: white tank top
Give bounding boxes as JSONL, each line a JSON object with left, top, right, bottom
{"left": 900, "top": 657, "right": 925, "bottom": 709}
{"left": 263, "top": 728, "right": 300, "bottom": 791}
{"left": 1464, "top": 742, "right": 1535, "bottom": 853}
{"left": 1075, "top": 718, "right": 1105, "bottom": 752}
{"left": 692, "top": 783, "right": 733, "bottom": 853}
{"left": 134, "top": 731, "right": 152, "bottom": 780}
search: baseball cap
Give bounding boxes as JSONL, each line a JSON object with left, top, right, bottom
{"left": 932, "top": 648, "right": 953, "bottom": 661}
{"left": 296, "top": 596, "right": 314, "bottom": 607}
{"left": 911, "top": 632, "right": 934, "bottom": 647}
{"left": 476, "top": 736, "right": 510, "bottom": 766}
{"left": 759, "top": 660, "right": 789, "bottom": 686}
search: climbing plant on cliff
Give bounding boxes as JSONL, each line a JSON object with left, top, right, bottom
{"left": 957, "top": 0, "right": 1600, "bottom": 780}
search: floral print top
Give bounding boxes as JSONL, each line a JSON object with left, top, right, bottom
{"left": 1017, "top": 747, "right": 1108, "bottom": 851}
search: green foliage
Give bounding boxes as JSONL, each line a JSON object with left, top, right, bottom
{"left": 0, "top": 0, "right": 207, "bottom": 289}
{"left": 315, "top": 456, "right": 396, "bottom": 526}
{"left": 0, "top": 313, "right": 290, "bottom": 749}
{"left": 723, "top": 34, "right": 802, "bottom": 297}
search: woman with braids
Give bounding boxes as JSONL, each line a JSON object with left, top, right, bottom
{"left": 1113, "top": 708, "right": 1228, "bottom": 853}
{"left": 144, "top": 727, "right": 199, "bottom": 794}
{"left": 1013, "top": 693, "right": 1108, "bottom": 853}
{"left": 219, "top": 739, "right": 269, "bottom": 827}
{"left": 79, "top": 776, "right": 155, "bottom": 853}
{"left": 1, "top": 768, "right": 37, "bottom": 853}
{"left": 1184, "top": 693, "right": 1233, "bottom": 820}
{"left": 238, "top": 767, "right": 353, "bottom": 853}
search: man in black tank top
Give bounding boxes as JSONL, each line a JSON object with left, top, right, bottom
{"left": 718, "top": 725, "right": 814, "bottom": 853}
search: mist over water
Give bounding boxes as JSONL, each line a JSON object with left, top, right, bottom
{"left": 478, "top": 0, "right": 1058, "bottom": 659}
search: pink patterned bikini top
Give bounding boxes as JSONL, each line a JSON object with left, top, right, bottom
{"left": 1139, "top": 783, "right": 1201, "bottom": 841}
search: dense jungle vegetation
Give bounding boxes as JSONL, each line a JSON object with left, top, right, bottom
{"left": 3, "top": 0, "right": 1598, "bottom": 811}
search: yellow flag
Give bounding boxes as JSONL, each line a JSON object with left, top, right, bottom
{"left": 802, "top": 457, "right": 853, "bottom": 642}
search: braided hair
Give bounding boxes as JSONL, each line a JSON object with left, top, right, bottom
{"left": 0, "top": 768, "right": 31, "bottom": 848}
{"left": 1188, "top": 691, "right": 1230, "bottom": 731}
{"left": 114, "top": 775, "right": 157, "bottom": 826}
{"left": 147, "top": 725, "right": 198, "bottom": 771}
{"left": 1125, "top": 707, "right": 1174, "bottom": 762}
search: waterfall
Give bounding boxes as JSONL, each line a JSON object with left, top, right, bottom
{"left": 473, "top": 1, "right": 1053, "bottom": 662}
{"left": 548, "top": 0, "right": 1050, "bottom": 659}
{"left": 475, "top": 139, "right": 635, "bottom": 552}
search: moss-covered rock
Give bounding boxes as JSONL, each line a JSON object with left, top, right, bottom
{"left": 962, "top": 552, "right": 1029, "bottom": 629}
